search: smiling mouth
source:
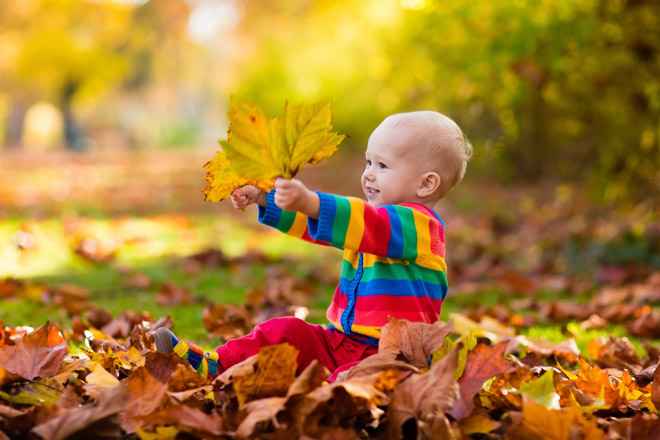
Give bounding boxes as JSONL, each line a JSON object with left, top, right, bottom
{"left": 366, "top": 188, "right": 380, "bottom": 196}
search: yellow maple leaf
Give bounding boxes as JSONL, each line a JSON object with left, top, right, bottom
{"left": 203, "top": 99, "right": 346, "bottom": 202}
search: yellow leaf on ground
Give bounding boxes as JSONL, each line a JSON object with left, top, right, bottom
{"left": 135, "top": 425, "right": 180, "bottom": 440}
{"left": 114, "top": 346, "right": 145, "bottom": 370}
{"left": 508, "top": 395, "right": 605, "bottom": 440}
{"left": 84, "top": 362, "right": 120, "bottom": 400}
{"left": 459, "top": 411, "right": 500, "bottom": 436}
{"left": 203, "top": 100, "right": 345, "bottom": 202}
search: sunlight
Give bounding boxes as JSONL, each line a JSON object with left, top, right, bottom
{"left": 399, "top": 0, "right": 431, "bottom": 10}
{"left": 187, "top": 0, "right": 239, "bottom": 43}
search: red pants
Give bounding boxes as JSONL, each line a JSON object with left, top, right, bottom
{"left": 214, "top": 317, "right": 378, "bottom": 381}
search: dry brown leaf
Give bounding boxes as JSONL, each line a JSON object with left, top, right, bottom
{"left": 134, "top": 403, "right": 225, "bottom": 437}
{"left": 627, "top": 306, "right": 660, "bottom": 338}
{"left": 286, "top": 360, "right": 331, "bottom": 398}
{"left": 155, "top": 281, "right": 193, "bottom": 306}
{"left": 513, "top": 335, "right": 580, "bottom": 363}
{"left": 297, "top": 370, "right": 400, "bottom": 437}
{"left": 31, "top": 384, "right": 129, "bottom": 440}
{"left": 236, "top": 396, "right": 288, "bottom": 438}
{"left": 607, "top": 412, "right": 660, "bottom": 440}
{"left": 232, "top": 343, "right": 299, "bottom": 407}
{"left": 167, "top": 361, "right": 210, "bottom": 392}
{"left": 651, "top": 359, "right": 660, "bottom": 410}
{"left": 338, "top": 352, "right": 418, "bottom": 381}
{"left": 203, "top": 303, "right": 253, "bottom": 340}
{"left": 119, "top": 366, "right": 168, "bottom": 433}
{"left": 587, "top": 335, "right": 641, "bottom": 372}
{"left": 387, "top": 346, "right": 460, "bottom": 439}
{"left": 378, "top": 317, "right": 453, "bottom": 368}
{"left": 235, "top": 361, "right": 330, "bottom": 438}
{"left": 0, "top": 322, "right": 68, "bottom": 380}
{"left": 143, "top": 351, "right": 196, "bottom": 386}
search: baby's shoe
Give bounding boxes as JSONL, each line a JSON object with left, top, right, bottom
{"left": 153, "top": 327, "right": 219, "bottom": 377}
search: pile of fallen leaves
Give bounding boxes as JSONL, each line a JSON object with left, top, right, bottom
{"left": 2, "top": 314, "right": 660, "bottom": 439}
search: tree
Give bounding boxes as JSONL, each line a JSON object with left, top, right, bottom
{"left": 1, "top": 0, "right": 195, "bottom": 149}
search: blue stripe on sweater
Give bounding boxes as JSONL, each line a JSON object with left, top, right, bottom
{"left": 307, "top": 192, "right": 337, "bottom": 242}
{"left": 258, "top": 190, "right": 281, "bottom": 226}
{"left": 338, "top": 277, "right": 448, "bottom": 300}
{"left": 385, "top": 205, "right": 404, "bottom": 259}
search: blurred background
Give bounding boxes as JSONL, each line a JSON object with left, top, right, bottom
{"left": 1, "top": 0, "right": 660, "bottom": 344}
{"left": 1, "top": 0, "right": 659, "bottom": 198}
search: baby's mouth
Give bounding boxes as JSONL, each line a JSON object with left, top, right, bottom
{"left": 366, "top": 188, "right": 380, "bottom": 195}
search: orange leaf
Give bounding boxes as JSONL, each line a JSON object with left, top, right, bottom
{"left": 508, "top": 395, "right": 605, "bottom": 440}
{"left": 449, "top": 341, "right": 513, "bottom": 420}
{"left": 232, "top": 343, "right": 299, "bottom": 407}
{"left": 575, "top": 357, "right": 620, "bottom": 407}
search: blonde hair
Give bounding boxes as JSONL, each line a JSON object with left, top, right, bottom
{"left": 380, "top": 111, "right": 473, "bottom": 198}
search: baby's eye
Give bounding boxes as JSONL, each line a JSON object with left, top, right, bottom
{"left": 379, "top": 163, "right": 387, "bottom": 169}
{"left": 366, "top": 160, "right": 372, "bottom": 167}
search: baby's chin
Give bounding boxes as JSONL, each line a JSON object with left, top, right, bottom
{"left": 363, "top": 192, "right": 381, "bottom": 207}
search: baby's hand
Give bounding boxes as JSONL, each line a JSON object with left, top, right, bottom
{"left": 231, "top": 185, "right": 263, "bottom": 210}
{"left": 274, "top": 178, "right": 319, "bottom": 218}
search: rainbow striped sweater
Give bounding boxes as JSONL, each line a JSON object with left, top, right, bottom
{"left": 258, "top": 190, "right": 448, "bottom": 343}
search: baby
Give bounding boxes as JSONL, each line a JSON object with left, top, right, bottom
{"left": 154, "top": 110, "right": 472, "bottom": 380}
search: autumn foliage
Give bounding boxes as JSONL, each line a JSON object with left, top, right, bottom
{"left": 2, "top": 300, "right": 660, "bottom": 439}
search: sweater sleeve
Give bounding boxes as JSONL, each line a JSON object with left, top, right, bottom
{"left": 307, "top": 192, "right": 445, "bottom": 262}
{"left": 258, "top": 190, "right": 330, "bottom": 245}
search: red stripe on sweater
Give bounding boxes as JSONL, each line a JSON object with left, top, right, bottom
{"left": 358, "top": 205, "right": 392, "bottom": 256}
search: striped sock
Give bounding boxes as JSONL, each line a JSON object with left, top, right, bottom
{"left": 154, "top": 328, "right": 219, "bottom": 377}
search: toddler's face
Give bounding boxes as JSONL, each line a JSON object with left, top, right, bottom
{"left": 361, "top": 124, "right": 425, "bottom": 207}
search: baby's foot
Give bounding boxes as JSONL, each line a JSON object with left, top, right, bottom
{"left": 153, "top": 327, "right": 219, "bottom": 377}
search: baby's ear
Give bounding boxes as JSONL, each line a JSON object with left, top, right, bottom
{"left": 417, "top": 172, "right": 441, "bottom": 198}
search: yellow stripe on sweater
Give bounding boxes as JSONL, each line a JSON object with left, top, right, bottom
{"left": 413, "top": 210, "right": 430, "bottom": 261}
{"left": 362, "top": 253, "right": 407, "bottom": 268}
{"left": 288, "top": 212, "right": 308, "bottom": 238}
{"left": 350, "top": 323, "right": 382, "bottom": 339}
{"left": 344, "top": 198, "right": 365, "bottom": 250}
{"left": 417, "top": 254, "right": 448, "bottom": 271}
{"left": 411, "top": 211, "right": 447, "bottom": 271}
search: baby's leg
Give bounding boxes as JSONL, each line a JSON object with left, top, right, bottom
{"left": 216, "top": 316, "right": 339, "bottom": 374}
